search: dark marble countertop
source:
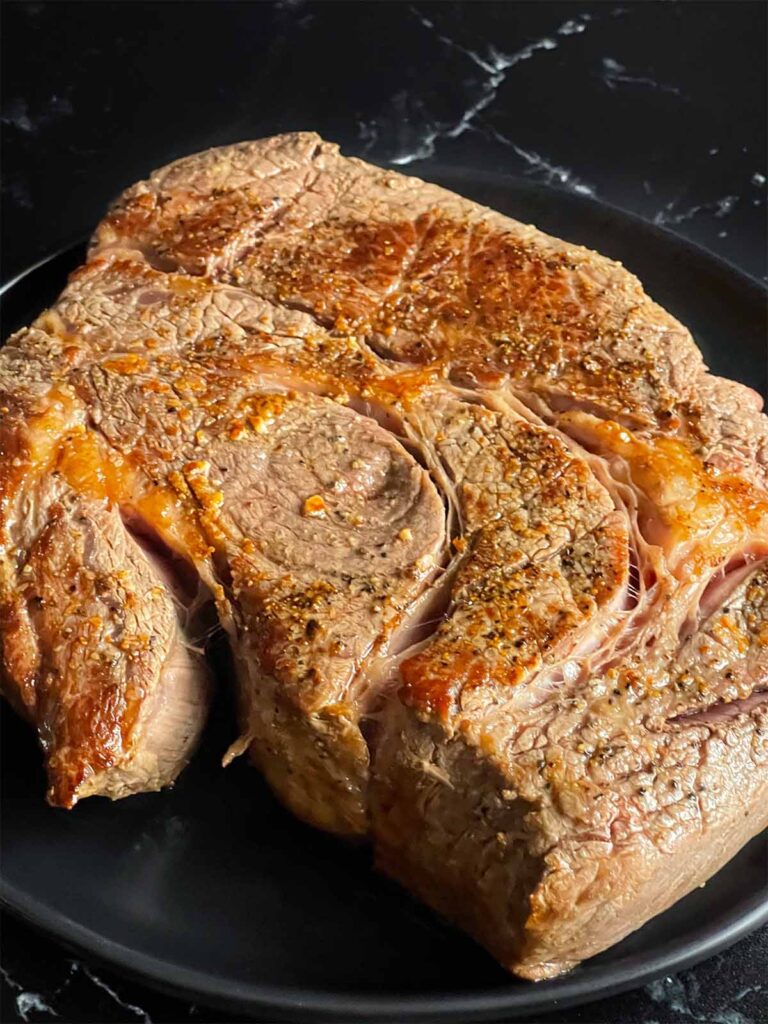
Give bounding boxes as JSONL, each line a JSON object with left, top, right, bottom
{"left": 1, "top": 2, "right": 766, "bottom": 1022}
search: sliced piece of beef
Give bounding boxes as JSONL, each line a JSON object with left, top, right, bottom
{"left": 2, "top": 133, "right": 766, "bottom": 980}
{"left": 370, "top": 394, "right": 766, "bottom": 976}
{"left": 389, "top": 389, "right": 630, "bottom": 717}
{"left": 0, "top": 382, "right": 209, "bottom": 805}
{"left": 2, "top": 315, "right": 446, "bottom": 830}
{"left": 194, "top": 394, "right": 446, "bottom": 834}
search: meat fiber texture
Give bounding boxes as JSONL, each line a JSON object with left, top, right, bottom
{"left": 1, "top": 133, "right": 767, "bottom": 979}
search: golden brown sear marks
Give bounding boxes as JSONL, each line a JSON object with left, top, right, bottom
{"left": 244, "top": 212, "right": 695, "bottom": 421}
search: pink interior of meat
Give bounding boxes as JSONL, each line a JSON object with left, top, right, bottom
{"left": 672, "top": 686, "right": 768, "bottom": 725}
{"left": 698, "top": 551, "right": 768, "bottom": 621}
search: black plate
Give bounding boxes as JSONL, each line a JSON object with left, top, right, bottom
{"left": 1, "top": 171, "right": 767, "bottom": 1023}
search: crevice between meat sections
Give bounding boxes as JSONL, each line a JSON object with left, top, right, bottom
{"left": 1, "top": 133, "right": 766, "bottom": 981}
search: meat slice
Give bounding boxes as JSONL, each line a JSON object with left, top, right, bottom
{"left": 3, "top": 244, "right": 447, "bottom": 830}
{"left": 370, "top": 397, "right": 767, "bottom": 974}
{"left": 194, "top": 394, "right": 446, "bottom": 835}
{"left": 2, "top": 133, "right": 767, "bottom": 980}
{"left": 0, "top": 383, "right": 209, "bottom": 806}
{"left": 391, "top": 389, "right": 630, "bottom": 714}
{"left": 92, "top": 133, "right": 328, "bottom": 275}
{"left": 2, "top": 307, "right": 446, "bottom": 829}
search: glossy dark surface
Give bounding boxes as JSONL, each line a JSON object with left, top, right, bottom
{"left": 2, "top": 2, "right": 767, "bottom": 1022}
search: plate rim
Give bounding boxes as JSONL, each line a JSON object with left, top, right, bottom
{"left": 3, "top": 875, "right": 768, "bottom": 1021}
{"left": 1, "top": 178, "right": 767, "bottom": 1021}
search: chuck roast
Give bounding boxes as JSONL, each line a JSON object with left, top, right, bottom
{"left": 1, "top": 133, "right": 766, "bottom": 979}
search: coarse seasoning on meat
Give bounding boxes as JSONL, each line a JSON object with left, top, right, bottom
{"left": 1, "top": 133, "right": 766, "bottom": 979}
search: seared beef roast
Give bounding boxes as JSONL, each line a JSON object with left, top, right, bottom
{"left": 1, "top": 133, "right": 766, "bottom": 978}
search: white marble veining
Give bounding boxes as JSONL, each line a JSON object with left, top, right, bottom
{"left": 1, "top": 960, "right": 158, "bottom": 1024}
{"left": 654, "top": 194, "right": 739, "bottom": 226}
{"left": 645, "top": 972, "right": 759, "bottom": 1024}
{"left": 1, "top": 965, "right": 58, "bottom": 1022}
{"left": 600, "top": 55, "right": 683, "bottom": 94}
{"left": 389, "top": 7, "right": 593, "bottom": 165}
{"left": 77, "top": 963, "right": 154, "bottom": 1022}
{"left": 483, "top": 124, "right": 597, "bottom": 196}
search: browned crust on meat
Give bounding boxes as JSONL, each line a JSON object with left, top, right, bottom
{"left": 1, "top": 133, "right": 766, "bottom": 977}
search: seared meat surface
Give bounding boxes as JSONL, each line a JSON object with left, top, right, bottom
{"left": 1, "top": 133, "right": 766, "bottom": 978}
